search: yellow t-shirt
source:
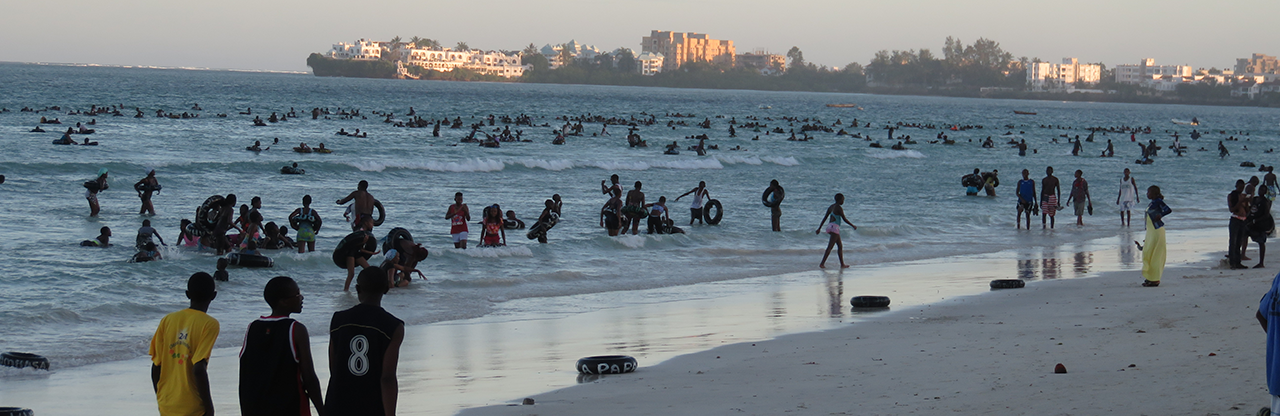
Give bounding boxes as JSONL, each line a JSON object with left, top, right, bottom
{"left": 149, "top": 308, "right": 220, "bottom": 416}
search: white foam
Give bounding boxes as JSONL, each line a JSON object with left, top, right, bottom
{"left": 865, "top": 149, "right": 926, "bottom": 159}
{"left": 517, "top": 159, "right": 576, "bottom": 171}
{"left": 614, "top": 234, "right": 647, "bottom": 248}
{"left": 715, "top": 155, "right": 764, "bottom": 165}
{"left": 762, "top": 156, "right": 800, "bottom": 166}
{"left": 349, "top": 158, "right": 506, "bottom": 173}
{"left": 449, "top": 246, "right": 534, "bottom": 258}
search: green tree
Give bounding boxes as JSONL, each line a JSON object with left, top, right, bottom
{"left": 558, "top": 44, "right": 575, "bottom": 68}
{"left": 786, "top": 46, "right": 805, "bottom": 71}
{"left": 522, "top": 43, "right": 540, "bottom": 57}
{"left": 455, "top": 41, "right": 470, "bottom": 51}
{"left": 616, "top": 49, "right": 638, "bottom": 73}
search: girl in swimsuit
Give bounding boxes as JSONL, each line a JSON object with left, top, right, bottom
{"left": 815, "top": 193, "right": 858, "bottom": 268}
{"left": 601, "top": 189, "right": 623, "bottom": 236}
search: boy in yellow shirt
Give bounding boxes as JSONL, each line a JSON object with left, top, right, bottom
{"left": 149, "top": 272, "right": 220, "bottom": 416}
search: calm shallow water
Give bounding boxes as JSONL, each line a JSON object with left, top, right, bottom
{"left": 0, "top": 62, "right": 1276, "bottom": 371}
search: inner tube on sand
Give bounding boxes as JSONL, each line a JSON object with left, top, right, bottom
{"left": 0, "top": 408, "right": 34, "bottom": 416}
{"left": 226, "top": 252, "right": 274, "bottom": 268}
{"left": 761, "top": 188, "right": 784, "bottom": 208}
{"left": 382, "top": 227, "right": 413, "bottom": 254}
{"left": 332, "top": 231, "right": 376, "bottom": 269}
{"left": 851, "top": 296, "right": 891, "bottom": 308}
{"left": 989, "top": 279, "right": 1026, "bottom": 289}
{"left": 1, "top": 352, "right": 50, "bottom": 371}
{"left": 702, "top": 199, "right": 723, "bottom": 225}
{"left": 576, "top": 355, "right": 638, "bottom": 374}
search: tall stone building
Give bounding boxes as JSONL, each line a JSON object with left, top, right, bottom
{"left": 640, "top": 30, "right": 734, "bottom": 71}
{"left": 1236, "top": 53, "right": 1279, "bottom": 75}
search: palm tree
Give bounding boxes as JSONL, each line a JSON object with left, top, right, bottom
{"left": 414, "top": 38, "right": 436, "bottom": 50}
{"left": 389, "top": 36, "right": 402, "bottom": 47}
{"left": 455, "top": 41, "right": 470, "bottom": 51}
{"left": 409, "top": 36, "right": 422, "bottom": 48}
{"left": 522, "top": 43, "right": 539, "bottom": 57}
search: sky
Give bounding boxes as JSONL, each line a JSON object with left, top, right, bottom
{"left": 2, "top": 0, "right": 1276, "bottom": 73}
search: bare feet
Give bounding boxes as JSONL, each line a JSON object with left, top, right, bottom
{"left": 841, "top": 264, "right": 851, "bottom": 268}
{"left": 819, "top": 263, "right": 826, "bottom": 269}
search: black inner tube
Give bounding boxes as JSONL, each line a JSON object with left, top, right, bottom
{"left": 576, "top": 355, "right": 638, "bottom": 374}
{"left": 703, "top": 199, "right": 723, "bottom": 225}
{"left": 1, "top": 352, "right": 50, "bottom": 370}
{"left": 332, "top": 231, "right": 375, "bottom": 269}
{"left": 761, "top": 188, "right": 784, "bottom": 208}
{"left": 851, "top": 296, "right": 891, "bottom": 308}
{"left": 372, "top": 201, "right": 386, "bottom": 226}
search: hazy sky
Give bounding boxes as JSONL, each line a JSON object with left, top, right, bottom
{"left": 2, "top": 0, "right": 1276, "bottom": 72}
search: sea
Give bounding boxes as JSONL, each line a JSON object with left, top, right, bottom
{"left": 0, "top": 61, "right": 1277, "bottom": 375}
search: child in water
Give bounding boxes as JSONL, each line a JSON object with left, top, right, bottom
{"left": 213, "top": 258, "right": 229, "bottom": 282}
{"left": 81, "top": 226, "right": 112, "bottom": 247}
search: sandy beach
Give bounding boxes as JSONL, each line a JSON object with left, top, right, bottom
{"left": 463, "top": 251, "right": 1275, "bottom": 415}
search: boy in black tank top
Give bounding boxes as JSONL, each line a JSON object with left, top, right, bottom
{"left": 325, "top": 267, "right": 405, "bottom": 416}
{"left": 239, "top": 276, "right": 324, "bottom": 416}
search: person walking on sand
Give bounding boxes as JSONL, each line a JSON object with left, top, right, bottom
{"left": 675, "top": 181, "right": 710, "bottom": 225}
{"left": 1117, "top": 168, "right": 1139, "bottom": 227}
{"left": 1065, "top": 170, "right": 1091, "bottom": 226}
{"left": 765, "top": 180, "right": 785, "bottom": 232}
{"left": 336, "top": 180, "right": 377, "bottom": 232}
{"left": 149, "top": 272, "right": 219, "bottom": 416}
{"left": 1139, "top": 186, "right": 1171, "bottom": 287}
{"left": 85, "top": 168, "right": 109, "bottom": 217}
{"left": 446, "top": 192, "right": 470, "bottom": 249}
{"left": 135, "top": 169, "right": 160, "bottom": 216}
{"left": 325, "top": 267, "right": 404, "bottom": 416}
{"left": 1016, "top": 169, "right": 1037, "bottom": 230}
{"left": 816, "top": 193, "right": 858, "bottom": 268}
{"left": 239, "top": 276, "right": 324, "bottom": 416}
{"left": 1041, "top": 167, "right": 1061, "bottom": 229}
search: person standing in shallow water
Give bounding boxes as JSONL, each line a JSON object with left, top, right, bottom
{"left": 816, "top": 193, "right": 857, "bottom": 268}
{"left": 446, "top": 192, "right": 470, "bottom": 249}
{"left": 675, "top": 181, "right": 710, "bottom": 225}
{"left": 765, "top": 179, "right": 784, "bottom": 232}
{"left": 1065, "top": 169, "right": 1091, "bottom": 226}
{"left": 86, "top": 169, "right": 109, "bottom": 217}
{"left": 1140, "top": 186, "right": 1171, "bottom": 287}
{"left": 1117, "top": 168, "right": 1139, "bottom": 227}
{"left": 1016, "top": 169, "right": 1037, "bottom": 230}
{"left": 1040, "top": 167, "right": 1060, "bottom": 229}
{"left": 136, "top": 169, "right": 160, "bottom": 216}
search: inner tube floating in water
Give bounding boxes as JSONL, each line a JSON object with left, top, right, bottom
{"left": 702, "top": 199, "right": 723, "bottom": 225}
{"left": 281, "top": 166, "right": 305, "bottom": 174}
{"left": 192, "top": 195, "right": 225, "bottom": 235}
{"left": 851, "top": 296, "right": 891, "bottom": 308}
{"left": 761, "top": 187, "right": 784, "bottom": 208}
{"left": 0, "top": 408, "right": 34, "bottom": 416}
{"left": 990, "top": 279, "right": 1025, "bottom": 289}
{"left": 226, "top": 252, "right": 274, "bottom": 268}
{"left": 332, "top": 231, "right": 376, "bottom": 269}
{"left": 576, "top": 355, "right": 637, "bottom": 374}
{"left": 1, "top": 352, "right": 50, "bottom": 371}
{"left": 1241, "top": 161, "right": 1257, "bottom": 168}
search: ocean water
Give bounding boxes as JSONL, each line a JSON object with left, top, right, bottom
{"left": 0, "top": 62, "right": 1277, "bottom": 370}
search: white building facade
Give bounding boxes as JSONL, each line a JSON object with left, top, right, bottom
{"left": 329, "top": 40, "right": 528, "bottom": 78}
{"left": 1114, "top": 58, "right": 1193, "bottom": 84}
{"left": 329, "top": 39, "right": 383, "bottom": 60}
{"left": 636, "top": 51, "right": 664, "bottom": 75}
{"left": 1026, "top": 58, "right": 1101, "bottom": 90}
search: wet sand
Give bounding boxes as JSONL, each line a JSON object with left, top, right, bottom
{"left": 0, "top": 228, "right": 1254, "bottom": 415}
{"left": 462, "top": 230, "right": 1272, "bottom": 416}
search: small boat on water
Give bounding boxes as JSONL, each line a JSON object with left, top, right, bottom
{"left": 826, "top": 104, "right": 858, "bottom": 108}
{"left": 1172, "top": 118, "right": 1200, "bottom": 126}
{"left": 1013, "top": 111, "right": 1037, "bottom": 115}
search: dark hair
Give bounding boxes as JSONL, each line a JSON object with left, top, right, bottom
{"left": 187, "top": 272, "right": 217, "bottom": 301}
{"left": 100, "top": 226, "right": 110, "bottom": 234}
{"left": 356, "top": 266, "right": 388, "bottom": 293}
{"left": 246, "top": 240, "right": 258, "bottom": 250}
{"left": 263, "top": 276, "right": 296, "bottom": 307}
{"left": 302, "top": 194, "right": 311, "bottom": 205}
{"left": 1148, "top": 185, "right": 1163, "bottom": 199}
{"left": 358, "top": 180, "right": 369, "bottom": 191}
{"left": 142, "top": 219, "right": 150, "bottom": 226}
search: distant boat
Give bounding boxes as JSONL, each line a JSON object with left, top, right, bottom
{"left": 1013, "top": 111, "right": 1037, "bottom": 115}
{"left": 1171, "top": 118, "right": 1200, "bottom": 126}
{"left": 826, "top": 104, "right": 858, "bottom": 108}
{"left": 758, "top": 105, "right": 772, "bottom": 110}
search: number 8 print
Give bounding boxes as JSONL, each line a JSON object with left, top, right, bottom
{"left": 348, "top": 335, "right": 369, "bottom": 376}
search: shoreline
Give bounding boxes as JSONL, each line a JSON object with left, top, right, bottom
{"left": 460, "top": 229, "right": 1273, "bottom": 416}
{"left": 0, "top": 227, "right": 1243, "bottom": 415}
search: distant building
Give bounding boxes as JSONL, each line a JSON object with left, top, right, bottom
{"left": 1026, "top": 58, "right": 1101, "bottom": 90}
{"left": 329, "top": 39, "right": 383, "bottom": 60}
{"left": 641, "top": 30, "right": 734, "bottom": 71}
{"left": 539, "top": 40, "right": 603, "bottom": 69}
{"left": 1114, "top": 58, "right": 1193, "bottom": 84}
{"left": 400, "top": 47, "right": 525, "bottom": 78}
{"left": 736, "top": 51, "right": 786, "bottom": 75}
{"left": 1236, "top": 53, "right": 1280, "bottom": 75}
{"left": 636, "top": 52, "right": 664, "bottom": 76}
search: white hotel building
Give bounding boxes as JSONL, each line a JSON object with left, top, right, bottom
{"left": 328, "top": 40, "right": 528, "bottom": 78}
{"left": 1026, "top": 58, "right": 1101, "bottom": 90}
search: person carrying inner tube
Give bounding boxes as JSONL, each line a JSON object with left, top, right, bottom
{"left": 340, "top": 233, "right": 378, "bottom": 292}
{"left": 675, "top": 181, "right": 710, "bottom": 225}
{"left": 289, "top": 195, "right": 321, "bottom": 253}
{"left": 336, "top": 180, "right": 377, "bottom": 232}
{"left": 961, "top": 168, "right": 983, "bottom": 196}
{"left": 765, "top": 180, "right": 784, "bottom": 232}
{"left": 532, "top": 199, "right": 558, "bottom": 243}
{"left": 85, "top": 168, "right": 109, "bottom": 217}
{"left": 504, "top": 210, "right": 525, "bottom": 229}
{"left": 135, "top": 169, "right": 160, "bottom": 216}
